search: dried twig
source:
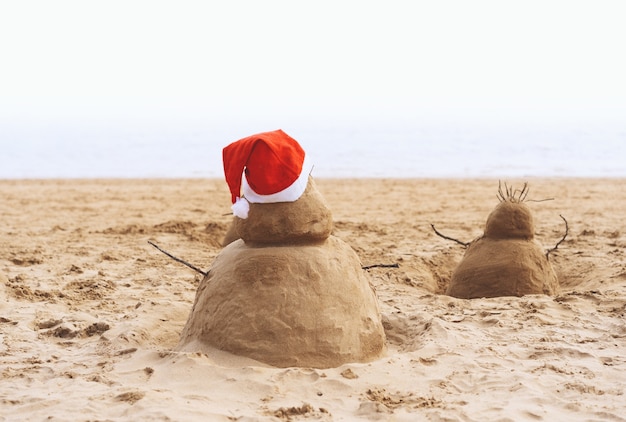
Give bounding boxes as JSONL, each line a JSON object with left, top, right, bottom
{"left": 496, "top": 180, "right": 506, "bottom": 202}
{"left": 517, "top": 182, "right": 529, "bottom": 202}
{"left": 430, "top": 224, "right": 470, "bottom": 248}
{"left": 148, "top": 241, "right": 207, "bottom": 277}
{"left": 526, "top": 198, "right": 555, "bottom": 203}
{"left": 498, "top": 180, "right": 530, "bottom": 203}
{"left": 362, "top": 263, "right": 400, "bottom": 270}
{"left": 546, "top": 215, "right": 569, "bottom": 260}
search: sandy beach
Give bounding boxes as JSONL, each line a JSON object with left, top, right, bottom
{"left": 1, "top": 177, "right": 625, "bottom": 421}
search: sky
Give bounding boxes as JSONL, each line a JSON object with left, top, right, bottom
{"left": 1, "top": 1, "right": 625, "bottom": 179}
{"left": 1, "top": 0, "right": 625, "bottom": 126}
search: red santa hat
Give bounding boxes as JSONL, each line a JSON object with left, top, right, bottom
{"left": 222, "top": 129, "right": 313, "bottom": 219}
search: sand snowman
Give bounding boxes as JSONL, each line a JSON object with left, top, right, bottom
{"left": 178, "top": 130, "right": 386, "bottom": 368}
{"left": 446, "top": 183, "right": 560, "bottom": 299}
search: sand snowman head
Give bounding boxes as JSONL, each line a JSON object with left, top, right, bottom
{"left": 222, "top": 129, "right": 332, "bottom": 245}
{"left": 446, "top": 182, "right": 560, "bottom": 299}
{"left": 484, "top": 186, "right": 535, "bottom": 240}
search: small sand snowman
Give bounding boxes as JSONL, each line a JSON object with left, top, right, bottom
{"left": 446, "top": 183, "right": 560, "bottom": 299}
{"left": 178, "top": 130, "right": 386, "bottom": 368}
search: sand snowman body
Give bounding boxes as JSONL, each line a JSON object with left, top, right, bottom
{"left": 447, "top": 200, "right": 559, "bottom": 299}
{"left": 178, "top": 178, "right": 386, "bottom": 368}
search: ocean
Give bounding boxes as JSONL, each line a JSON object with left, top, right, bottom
{"left": 2, "top": 119, "right": 625, "bottom": 179}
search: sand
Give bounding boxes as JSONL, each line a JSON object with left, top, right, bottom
{"left": 1, "top": 178, "right": 625, "bottom": 421}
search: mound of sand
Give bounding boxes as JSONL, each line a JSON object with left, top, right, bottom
{"left": 446, "top": 238, "right": 558, "bottom": 298}
{"left": 178, "top": 236, "right": 386, "bottom": 368}
{"left": 447, "top": 188, "right": 559, "bottom": 299}
{"left": 179, "top": 177, "right": 386, "bottom": 368}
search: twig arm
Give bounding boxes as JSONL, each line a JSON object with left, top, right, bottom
{"left": 148, "top": 241, "right": 208, "bottom": 277}
{"left": 362, "top": 263, "right": 400, "bottom": 270}
{"left": 430, "top": 224, "right": 470, "bottom": 247}
{"left": 546, "top": 215, "right": 568, "bottom": 260}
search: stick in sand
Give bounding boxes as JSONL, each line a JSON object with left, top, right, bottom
{"left": 148, "top": 241, "right": 208, "bottom": 277}
{"left": 362, "top": 263, "right": 400, "bottom": 270}
{"left": 546, "top": 214, "right": 569, "bottom": 260}
{"left": 430, "top": 224, "right": 470, "bottom": 247}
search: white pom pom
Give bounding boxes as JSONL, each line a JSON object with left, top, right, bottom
{"left": 232, "top": 197, "right": 250, "bottom": 219}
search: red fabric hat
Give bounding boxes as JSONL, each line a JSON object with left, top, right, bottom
{"left": 222, "top": 129, "right": 313, "bottom": 219}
